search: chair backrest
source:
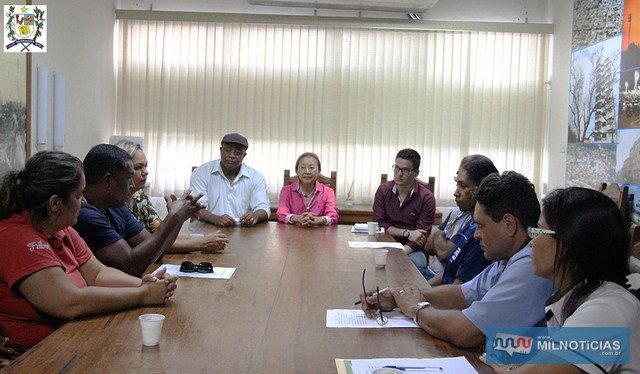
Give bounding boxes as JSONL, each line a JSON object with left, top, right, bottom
{"left": 629, "top": 225, "right": 640, "bottom": 272}
{"left": 284, "top": 169, "right": 337, "bottom": 193}
{"left": 380, "top": 173, "right": 435, "bottom": 193}
{"left": 599, "top": 182, "right": 628, "bottom": 219}
{"left": 631, "top": 225, "right": 640, "bottom": 252}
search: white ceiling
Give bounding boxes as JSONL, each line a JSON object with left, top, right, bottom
{"left": 115, "top": 0, "right": 551, "bottom": 23}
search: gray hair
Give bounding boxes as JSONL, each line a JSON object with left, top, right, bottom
{"left": 115, "top": 140, "right": 143, "bottom": 157}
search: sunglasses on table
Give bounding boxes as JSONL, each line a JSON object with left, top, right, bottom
{"left": 180, "top": 261, "right": 214, "bottom": 273}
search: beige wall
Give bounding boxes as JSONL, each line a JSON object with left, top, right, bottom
{"left": 545, "top": 0, "right": 572, "bottom": 193}
{"left": 30, "top": 0, "right": 116, "bottom": 160}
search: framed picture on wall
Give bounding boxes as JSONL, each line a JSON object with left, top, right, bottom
{"left": 0, "top": 51, "right": 31, "bottom": 178}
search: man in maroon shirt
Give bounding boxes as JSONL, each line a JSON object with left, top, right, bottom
{"left": 372, "top": 149, "right": 436, "bottom": 275}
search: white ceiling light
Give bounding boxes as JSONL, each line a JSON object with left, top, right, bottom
{"left": 247, "top": 0, "right": 439, "bottom": 13}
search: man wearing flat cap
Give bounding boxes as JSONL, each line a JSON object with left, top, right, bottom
{"left": 190, "top": 133, "right": 270, "bottom": 227}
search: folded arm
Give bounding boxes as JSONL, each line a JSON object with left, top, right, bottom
{"left": 417, "top": 307, "right": 484, "bottom": 348}
{"left": 391, "top": 285, "right": 482, "bottom": 348}
{"left": 18, "top": 264, "right": 167, "bottom": 320}
{"left": 95, "top": 215, "right": 181, "bottom": 277}
{"left": 427, "top": 227, "right": 457, "bottom": 262}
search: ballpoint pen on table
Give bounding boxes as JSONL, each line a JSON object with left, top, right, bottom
{"left": 354, "top": 287, "right": 389, "bottom": 305}
{"left": 382, "top": 365, "right": 443, "bottom": 372}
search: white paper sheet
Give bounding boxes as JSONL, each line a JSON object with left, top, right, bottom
{"left": 348, "top": 241, "right": 404, "bottom": 249}
{"left": 351, "top": 224, "right": 384, "bottom": 234}
{"left": 161, "top": 264, "right": 236, "bottom": 279}
{"left": 335, "top": 357, "right": 478, "bottom": 374}
{"left": 326, "top": 309, "right": 418, "bottom": 328}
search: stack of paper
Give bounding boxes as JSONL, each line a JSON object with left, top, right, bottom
{"left": 162, "top": 264, "right": 236, "bottom": 279}
{"left": 348, "top": 241, "right": 404, "bottom": 250}
{"left": 335, "top": 357, "right": 478, "bottom": 374}
{"left": 351, "top": 223, "right": 384, "bottom": 234}
{"left": 326, "top": 309, "right": 418, "bottom": 328}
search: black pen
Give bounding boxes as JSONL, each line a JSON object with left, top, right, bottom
{"left": 354, "top": 287, "right": 389, "bottom": 305}
{"left": 382, "top": 365, "right": 443, "bottom": 372}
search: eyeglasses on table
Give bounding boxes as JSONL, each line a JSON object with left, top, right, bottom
{"left": 362, "top": 268, "right": 388, "bottom": 326}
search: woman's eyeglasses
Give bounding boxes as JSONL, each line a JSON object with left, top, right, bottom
{"left": 180, "top": 261, "right": 214, "bottom": 273}
{"left": 527, "top": 227, "right": 556, "bottom": 240}
{"left": 361, "top": 269, "right": 388, "bottom": 326}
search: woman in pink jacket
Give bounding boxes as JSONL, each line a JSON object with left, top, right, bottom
{"left": 277, "top": 152, "right": 338, "bottom": 226}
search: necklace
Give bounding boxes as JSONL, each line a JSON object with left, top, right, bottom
{"left": 301, "top": 186, "right": 316, "bottom": 198}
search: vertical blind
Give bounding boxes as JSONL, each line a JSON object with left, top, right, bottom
{"left": 116, "top": 19, "right": 549, "bottom": 203}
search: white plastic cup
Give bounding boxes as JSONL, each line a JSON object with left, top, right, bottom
{"left": 373, "top": 249, "right": 389, "bottom": 267}
{"left": 139, "top": 313, "right": 165, "bottom": 346}
{"left": 367, "top": 221, "right": 379, "bottom": 235}
{"left": 372, "top": 368, "right": 404, "bottom": 374}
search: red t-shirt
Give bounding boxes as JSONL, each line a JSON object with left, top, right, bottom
{"left": 0, "top": 211, "right": 93, "bottom": 348}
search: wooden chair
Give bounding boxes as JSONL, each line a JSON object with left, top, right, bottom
{"left": 599, "top": 182, "right": 629, "bottom": 220}
{"left": 284, "top": 169, "right": 337, "bottom": 193}
{"left": 380, "top": 173, "right": 435, "bottom": 193}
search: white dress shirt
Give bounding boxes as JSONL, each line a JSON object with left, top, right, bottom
{"left": 189, "top": 159, "right": 270, "bottom": 219}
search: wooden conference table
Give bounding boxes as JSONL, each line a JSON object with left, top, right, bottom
{"left": 7, "top": 223, "right": 488, "bottom": 373}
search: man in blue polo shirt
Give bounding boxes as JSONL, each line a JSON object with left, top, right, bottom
{"left": 425, "top": 155, "right": 498, "bottom": 286}
{"left": 74, "top": 144, "right": 203, "bottom": 276}
{"left": 360, "top": 171, "right": 555, "bottom": 348}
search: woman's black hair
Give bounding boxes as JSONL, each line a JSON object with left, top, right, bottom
{"left": 542, "top": 187, "right": 630, "bottom": 322}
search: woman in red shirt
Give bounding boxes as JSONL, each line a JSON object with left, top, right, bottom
{"left": 0, "top": 151, "right": 177, "bottom": 349}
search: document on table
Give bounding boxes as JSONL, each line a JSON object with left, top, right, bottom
{"left": 348, "top": 241, "right": 404, "bottom": 249}
{"left": 335, "top": 357, "right": 478, "bottom": 374}
{"left": 161, "top": 264, "right": 236, "bottom": 279}
{"left": 351, "top": 224, "right": 384, "bottom": 234}
{"left": 326, "top": 309, "right": 418, "bottom": 328}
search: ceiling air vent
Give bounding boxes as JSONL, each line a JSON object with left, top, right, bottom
{"left": 247, "top": 0, "right": 439, "bottom": 13}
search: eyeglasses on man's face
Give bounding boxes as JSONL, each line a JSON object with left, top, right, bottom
{"left": 180, "top": 261, "right": 214, "bottom": 273}
{"left": 392, "top": 164, "right": 415, "bottom": 175}
{"left": 362, "top": 269, "right": 388, "bottom": 326}
{"left": 527, "top": 227, "right": 556, "bottom": 240}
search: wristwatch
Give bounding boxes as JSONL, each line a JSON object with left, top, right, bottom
{"left": 413, "top": 301, "right": 431, "bottom": 325}
{"left": 403, "top": 229, "right": 410, "bottom": 238}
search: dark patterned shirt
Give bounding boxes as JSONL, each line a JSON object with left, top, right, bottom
{"left": 128, "top": 191, "right": 162, "bottom": 233}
